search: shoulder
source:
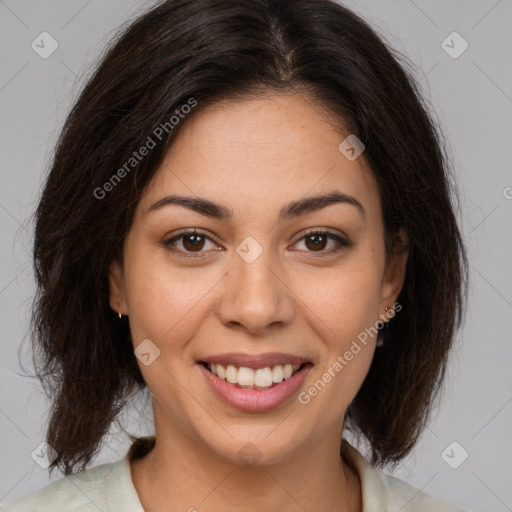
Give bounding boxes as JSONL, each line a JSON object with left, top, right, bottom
{"left": 0, "top": 455, "right": 143, "bottom": 512}
{"left": 343, "top": 441, "right": 468, "bottom": 512}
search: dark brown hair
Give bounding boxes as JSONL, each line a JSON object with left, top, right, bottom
{"left": 27, "top": 0, "right": 468, "bottom": 475}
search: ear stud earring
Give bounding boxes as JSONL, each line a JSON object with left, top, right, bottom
{"left": 384, "top": 306, "right": 391, "bottom": 327}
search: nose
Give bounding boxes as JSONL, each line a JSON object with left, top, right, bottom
{"left": 216, "top": 245, "right": 295, "bottom": 335}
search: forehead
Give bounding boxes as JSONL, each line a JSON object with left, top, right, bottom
{"left": 139, "top": 93, "right": 380, "bottom": 223}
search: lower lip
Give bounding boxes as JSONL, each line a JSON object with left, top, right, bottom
{"left": 198, "top": 363, "right": 313, "bottom": 413}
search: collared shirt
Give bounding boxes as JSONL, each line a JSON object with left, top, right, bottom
{"left": 1, "top": 437, "right": 467, "bottom": 511}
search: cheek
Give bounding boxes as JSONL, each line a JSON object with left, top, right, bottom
{"left": 122, "top": 241, "right": 216, "bottom": 350}
{"left": 294, "top": 259, "right": 383, "bottom": 337}
{"left": 122, "top": 253, "right": 214, "bottom": 405}
{"left": 298, "top": 270, "right": 380, "bottom": 419}
{"left": 292, "top": 257, "right": 382, "bottom": 406}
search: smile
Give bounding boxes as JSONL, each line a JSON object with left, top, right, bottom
{"left": 197, "top": 353, "right": 314, "bottom": 412}
{"left": 202, "top": 362, "right": 305, "bottom": 390}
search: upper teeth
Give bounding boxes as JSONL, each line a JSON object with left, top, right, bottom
{"left": 208, "top": 363, "right": 301, "bottom": 389}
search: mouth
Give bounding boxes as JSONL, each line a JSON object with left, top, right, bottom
{"left": 199, "top": 361, "right": 312, "bottom": 390}
{"left": 197, "top": 355, "right": 314, "bottom": 412}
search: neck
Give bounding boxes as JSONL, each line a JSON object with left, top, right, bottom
{"left": 130, "top": 431, "right": 361, "bottom": 512}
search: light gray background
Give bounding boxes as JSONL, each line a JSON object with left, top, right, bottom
{"left": 1, "top": 1, "right": 511, "bottom": 510}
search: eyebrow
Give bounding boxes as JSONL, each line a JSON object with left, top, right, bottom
{"left": 146, "top": 191, "right": 365, "bottom": 221}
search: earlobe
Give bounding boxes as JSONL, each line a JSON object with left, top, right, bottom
{"left": 107, "top": 259, "right": 127, "bottom": 315}
{"left": 380, "top": 227, "right": 409, "bottom": 312}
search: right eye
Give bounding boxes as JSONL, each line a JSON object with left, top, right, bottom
{"left": 162, "top": 229, "right": 221, "bottom": 258}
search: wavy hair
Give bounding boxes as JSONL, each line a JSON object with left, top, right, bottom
{"left": 27, "top": 0, "right": 468, "bottom": 475}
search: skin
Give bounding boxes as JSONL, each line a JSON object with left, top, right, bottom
{"left": 108, "top": 91, "right": 408, "bottom": 512}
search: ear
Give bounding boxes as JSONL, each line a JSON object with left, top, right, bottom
{"left": 108, "top": 259, "right": 128, "bottom": 316}
{"left": 379, "top": 227, "right": 409, "bottom": 317}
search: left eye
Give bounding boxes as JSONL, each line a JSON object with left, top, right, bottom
{"left": 293, "top": 230, "right": 349, "bottom": 253}
{"left": 163, "top": 230, "right": 349, "bottom": 258}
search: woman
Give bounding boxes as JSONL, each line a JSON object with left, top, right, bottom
{"left": 2, "top": 0, "right": 468, "bottom": 510}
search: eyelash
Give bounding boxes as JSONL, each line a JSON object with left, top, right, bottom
{"left": 162, "top": 228, "right": 352, "bottom": 259}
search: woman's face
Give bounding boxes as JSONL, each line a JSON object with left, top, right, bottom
{"left": 109, "top": 92, "right": 407, "bottom": 465}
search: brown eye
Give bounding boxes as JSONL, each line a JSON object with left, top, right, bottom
{"left": 163, "top": 230, "right": 218, "bottom": 258}
{"left": 294, "top": 230, "right": 351, "bottom": 255}
{"left": 304, "top": 232, "right": 328, "bottom": 251}
{"left": 182, "top": 233, "right": 206, "bottom": 252}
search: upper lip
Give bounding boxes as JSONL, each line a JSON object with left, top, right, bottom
{"left": 198, "top": 352, "right": 311, "bottom": 369}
